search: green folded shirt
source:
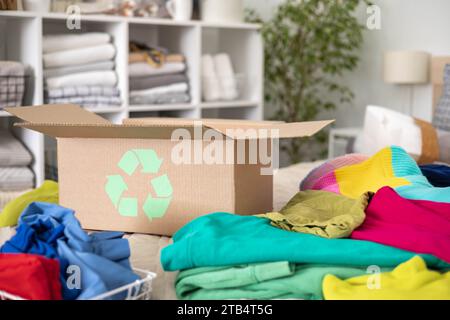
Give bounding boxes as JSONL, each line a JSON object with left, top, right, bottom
{"left": 162, "top": 213, "right": 450, "bottom": 271}
{"left": 258, "top": 190, "right": 369, "bottom": 238}
{"left": 176, "top": 262, "right": 391, "bottom": 300}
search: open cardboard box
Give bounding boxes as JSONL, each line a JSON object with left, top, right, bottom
{"left": 6, "top": 104, "right": 333, "bottom": 236}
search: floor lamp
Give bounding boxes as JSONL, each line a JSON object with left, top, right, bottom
{"left": 383, "top": 51, "right": 430, "bottom": 115}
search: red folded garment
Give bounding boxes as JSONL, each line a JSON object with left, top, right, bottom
{"left": 0, "top": 253, "right": 62, "bottom": 300}
{"left": 351, "top": 187, "right": 450, "bottom": 263}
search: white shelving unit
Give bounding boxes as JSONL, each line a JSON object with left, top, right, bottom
{"left": 0, "top": 11, "right": 263, "bottom": 187}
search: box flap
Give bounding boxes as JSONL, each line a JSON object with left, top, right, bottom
{"left": 14, "top": 123, "right": 201, "bottom": 139}
{"left": 7, "top": 105, "right": 333, "bottom": 140}
{"left": 125, "top": 117, "right": 333, "bottom": 139}
{"left": 205, "top": 120, "right": 335, "bottom": 139}
{"left": 5, "top": 104, "right": 111, "bottom": 125}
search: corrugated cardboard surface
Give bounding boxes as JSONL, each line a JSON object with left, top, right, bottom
{"left": 58, "top": 138, "right": 252, "bottom": 236}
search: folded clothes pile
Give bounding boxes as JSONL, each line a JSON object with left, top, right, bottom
{"left": 0, "top": 129, "right": 34, "bottom": 193}
{"left": 162, "top": 146, "right": 450, "bottom": 300}
{"left": 202, "top": 53, "right": 239, "bottom": 102}
{"left": 43, "top": 33, "right": 121, "bottom": 109}
{"left": 0, "top": 201, "right": 139, "bottom": 300}
{"left": 129, "top": 42, "right": 190, "bottom": 105}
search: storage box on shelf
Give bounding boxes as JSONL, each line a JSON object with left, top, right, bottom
{"left": 0, "top": 11, "right": 263, "bottom": 185}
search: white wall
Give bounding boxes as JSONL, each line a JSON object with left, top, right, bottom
{"left": 245, "top": 0, "right": 450, "bottom": 127}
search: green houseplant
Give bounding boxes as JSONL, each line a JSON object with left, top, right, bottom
{"left": 248, "top": 0, "right": 370, "bottom": 163}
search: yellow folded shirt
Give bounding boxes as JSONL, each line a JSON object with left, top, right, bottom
{"left": 0, "top": 180, "right": 59, "bottom": 227}
{"left": 323, "top": 256, "right": 450, "bottom": 300}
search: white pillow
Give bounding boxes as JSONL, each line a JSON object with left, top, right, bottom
{"left": 357, "top": 105, "right": 422, "bottom": 158}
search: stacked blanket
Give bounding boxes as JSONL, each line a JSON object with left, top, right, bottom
{"left": 128, "top": 43, "right": 190, "bottom": 105}
{"left": 162, "top": 146, "right": 450, "bottom": 300}
{"left": 43, "top": 33, "right": 121, "bottom": 109}
{"left": 0, "top": 129, "right": 34, "bottom": 192}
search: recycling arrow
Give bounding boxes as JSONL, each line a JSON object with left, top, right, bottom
{"left": 118, "top": 149, "right": 163, "bottom": 176}
{"left": 105, "top": 148, "right": 173, "bottom": 221}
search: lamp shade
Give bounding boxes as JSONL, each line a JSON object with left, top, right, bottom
{"left": 383, "top": 51, "right": 430, "bottom": 84}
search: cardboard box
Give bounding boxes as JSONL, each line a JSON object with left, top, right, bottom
{"left": 7, "top": 104, "right": 333, "bottom": 236}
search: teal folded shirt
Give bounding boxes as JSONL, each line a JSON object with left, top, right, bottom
{"left": 161, "top": 213, "right": 450, "bottom": 271}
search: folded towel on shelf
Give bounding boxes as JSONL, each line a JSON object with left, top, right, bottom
{"left": 129, "top": 73, "right": 188, "bottom": 91}
{"left": 0, "top": 61, "right": 25, "bottom": 76}
{"left": 46, "top": 96, "right": 122, "bottom": 107}
{"left": 45, "top": 85, "right": 120, "bottom": 99}
{"left": 128, "top": 62, "right": 186, "bottom": 77}
{"left": 44, "top": 60, "right": 115, "bottom": 78}
{"left": 323, "top": 256, "right": 450, "bottom": 300}
{"left": 176, "top": 262, "right": 391, "bottom": 300}
{"left": 129, "top": 52, "right": 185, "bottom": 64}
{"left": 43, "top": 32, "right": 111, "bottom": 54}
{"left": 161, "top": 213, "right": 449, "bottom": 272}
{"left": 0, "top": 167, "right": 34, "bottom": 192}
{"left": 46, "top": 71, "right": 118, "bottom": 89}
{"left": 0, "top": 129, "right": 32, "bottom": 167}
{"left": 43, "top": 44, "right": 116, "bottom": 69}
{"left": 201, "top": 55, "right": 221, "bottom": 102}
{"left": 130, "top": 92, "right": 190, "bottom": 105}
{"left": 214, "top": 53, "right": 238, "bottom": 101}
{"left": 0, "top": 202, "right": 140, "bottom": 300}
{"left": 130, "top": 82, "right": 188, "bottom": 98}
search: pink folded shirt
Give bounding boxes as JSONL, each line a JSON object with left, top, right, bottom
{"left": 351, "top": 187, "right": 450, "bottom": 263}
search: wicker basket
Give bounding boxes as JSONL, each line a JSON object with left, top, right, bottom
{"left": 0, "top": 74, "right": 27, "bottom": 109}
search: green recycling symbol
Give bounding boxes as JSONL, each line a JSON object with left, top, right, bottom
{"left": 105, "top": 149, "right": 173, "bottom": 220}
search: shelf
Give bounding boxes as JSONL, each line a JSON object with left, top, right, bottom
{"left": 0, "top": 11, "right": 261, "bottom": 29}
{"left": 0, "top": 10, "right": 263, "bottom": 186}
{"left": 129, "top": 104, "right": 195, "bottom": 112}
{"left": 200, "top": 100, "right": 260, "bottom": 109}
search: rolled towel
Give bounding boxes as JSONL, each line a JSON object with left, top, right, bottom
{"left": 128, "top": 62, "right": 186, "bottom": 77}
{"left": 0, "top": 129, "right": 32, "bottom": 167}
{"left": 201, "top": 55, "right": 221, "bottom": 102}
{"left": 214, "top": 53, "right": 238, "bottom": 101}
{"left": 46, "top": 71, "right": 118, "bottom": 89}
{"left": 44, "top": 60, "right": 115, "bottom": 78}
{"left": 43, "top": 32, "right": 111, "bottom": 54}
{"left": 45, "top": 86, "right": 120, "bottom": 99}
{"left": 43, "top": 44, "right": 116, "bottom": 69}
{"left": 130, "top": 82, "right": 189, "bottom": 98}
{"left": 129, "top": 74, "right": 188, "bottom": 91}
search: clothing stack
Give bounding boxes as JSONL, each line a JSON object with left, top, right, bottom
{"left": 202, "top": 53, "right": 239, "bottom": 102}
{"left": 43, "top": 33, "right": 121, "bottom": 109}
{"left": 0, "top": 182, "right": 140, "bottom": 300}
{"left": 161, "top": 146, "right": 450, "bottom": 300}
{"left": 0, "top": 129, "right": 34, "bottom": 203}
{"left": 128, "top": 42, "right": 190, "bottom": 105}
